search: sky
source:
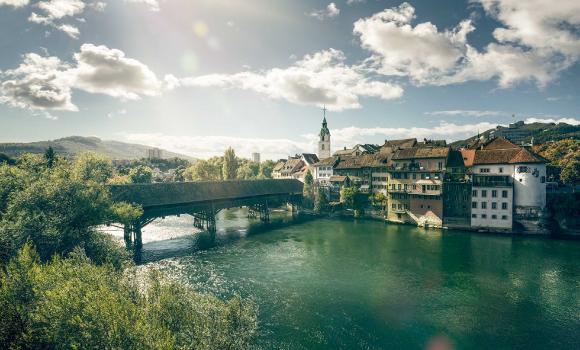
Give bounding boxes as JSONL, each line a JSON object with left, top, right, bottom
{"left": 0, "top": 0, "right": 579, "bottom": 160}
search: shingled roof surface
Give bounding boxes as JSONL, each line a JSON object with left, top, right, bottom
{"left": 383, "top": 138, "right": 417, "bottom": 149}
{"left": 392, "top": 147, "right": 449, "bottom": 160}
{"left": 335, "top": 154, "right": 390, "bottom": 169}
{"left": 313, "top": 156, "right": 339, "bottom": 166}
{"left": 301, "top": 153, "right": 320, "bottom": 164}
{"left": 482, "top": 137, "right": 518, "bottom": 150}
{"left": 472, "top": 148, "right": 545, "bottom": 165}
{"left": 109, "top": 179, "right": 303, "bottom": 208}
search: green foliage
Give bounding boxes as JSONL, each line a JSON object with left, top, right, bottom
{"left": 340, "top": 186, "right": 368, "bottom": 215}
{"left": 0, "top": 154, "right": 141, "bottom": 264}
{"left": 259, "top": 160, "right": 275, "bottom": 179}
{"left": 560, "top": 159, "right": 579, "bottom": 185}
{"left": 0, "top": 245, "right": 257, "bottom": 350}
{"left": 44, "top": 146, "right": 56, "bottom": 168}
{"left": 129, "top": 165, "right": 153, "bottom": 184}
{"left": 183, "top": 157, "right": 224, "bottom": 181}
{"left": 72, "top": 152, "right": 114, "bottom": 183}
{"left": 535, "top": 140, "right": 580, "bottom": 185}
{"left": 302, "top": 170, "right": 314, "bottom": 209}
{"left": 314, "top": 187, "right": 329, "bottom": 214}
{"left": 340, "top": 186, "right": 357, "bottom": 208}
{"left": 0, "top": 153, "right": 16, "bottom": 165}
{"left": 222, "top": 147, "right": 238, "bottom": 180}
{"left": 237, "top": 160, "right": 260, "bottom": 180}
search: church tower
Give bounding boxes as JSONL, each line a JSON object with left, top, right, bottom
{"left": 318, "top": 107, "right": 331, "bottom": 159}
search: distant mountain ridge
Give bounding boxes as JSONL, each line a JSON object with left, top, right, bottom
{"left": 0, "top": 136, "right": 195, "bottom": 161}
{"left": 450, "top": 122, "right": 580, "bottom": 148}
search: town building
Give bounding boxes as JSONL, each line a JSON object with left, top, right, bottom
{"left": 490, "top": 120, "right": 532, "bottom": 145}
{"left": 333, "top": 144, "right": 380, "bottom": 157}
{"left": 147, "top": 148, "right": 162, "bottom": 160}
{"left": 312, "top": 156, "right": 338, "bottom": 186}
{"left": 463, "top": 137, "right": 547, "bottom": 232}
{"left": 252, "top": 152, "right": 261, "bottom": 163}
{"left": 386, "top": 146, "right": 450, "bottom": 227}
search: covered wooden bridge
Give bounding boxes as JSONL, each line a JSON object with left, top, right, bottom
{"left": 108, "top": 179, "right": 303, "bottom": 246}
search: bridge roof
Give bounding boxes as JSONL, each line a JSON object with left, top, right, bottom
{"left": 108, "top": 179, "right": 303, "bottom": 208}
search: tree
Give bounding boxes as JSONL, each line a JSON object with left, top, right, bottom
{"left": 237, "top": 161, "right": 260, "bottom": 179}
{"left": 72, "top": 152, "right": 114, "bottom": 183}
{"left": 259, "top": 160, "right": 275, "bottom": 179}
{"left": 340, "top": 186, "right": 357, "bottom": 208}
{"left": 0, "top": 245, "right": 257, "bottom": 350}
{"left": 222, "top": 147, "right": 238, "bottom": 180}
{"left": 44, "top": 146, "right": 56, "bottom": 168}
{"left": 128, "top": 165, "right": 153, "bottom": 184}
{"left": 314, "top": 186, "right": 329, "bottom": 214}
{"left": 561, "top": 159, "right": 580, "bottom": 186}
{"left": 0, "top": 156, "right": 141, "bottom": 264}
{"left": 183, "top": 158, "right": 223, "bottom": 181}
{"left": 302, "top": 170, "right": 314, "bottom": 208}
{"left": 535, "top": 140, "right": 580, "bottom": 185}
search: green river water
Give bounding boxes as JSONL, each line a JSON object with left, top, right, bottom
{"left": 115, "top": 209, "right": 580, "bottom": 349}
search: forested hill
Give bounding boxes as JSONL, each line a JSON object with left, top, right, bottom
{"left": 0, "top": 136, "right": 194, "bottom": 160}
{"left": 450, "top": 122, "right": 580, "bottom": 148}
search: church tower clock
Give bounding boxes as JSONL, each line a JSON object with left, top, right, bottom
{"left": 318, "top": 107, "right": 331, "bottom": 159}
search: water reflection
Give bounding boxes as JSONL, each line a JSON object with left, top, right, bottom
{"left": 104, "top": 211, "right": 580, "bottom": 349}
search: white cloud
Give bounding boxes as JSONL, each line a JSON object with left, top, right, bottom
{"left": 425, "top": 110, "right": 506, "bottom": 117}
{"left": 124, "top": 0, "right": 159, "bottom": 12}
{"left": 0, "top": 0, "right": 29, "bottom": 7}
{"left": 71, "top": 43, "right": 163, "bottom": 99}
{"left": 28, "top": 0, "right": 85, "bottom": 38}
{"left": 353, "top": 2, "right": 474, "bottom": 84}
{"left": 181, "top": 49, "right": 403, "bottom": 111}
{"left": 309, "top": 2, "right": 340, "bottom": 20}
{"left": 119, "top": 121, "right": 502, "bottom": 160}
{"left": 478, "top": 0, "right": 580, "bottom": 57}
{"left": 120, "top": 133, "right": 314, "bottom": 160}
{"left": 525, "top": 117, "right": 580, "bottom": 126}
{"left": 0, "top": 53, "right": 77, "bottom": 111}
{"left": 354, "top": 2, "right": 580, "bottom": 88}
{"left": 347, "top": 0, "right": 365, "bottom": 5}
{"left": 0, "top": 44, "right": 165, "bottom": 112}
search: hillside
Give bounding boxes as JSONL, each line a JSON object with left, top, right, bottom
{"left": 0, "top": 136, "right": 195, "bottom": 161}
{"left": 450, "top": 122, "right": 580, "bottom": 148}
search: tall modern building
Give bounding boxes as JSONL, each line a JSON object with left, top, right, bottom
{"left": 318, "top": 109, "right": 331, "bottom": 159}
{"left": 252, "top": 152, "right": 261, "bottom": 163}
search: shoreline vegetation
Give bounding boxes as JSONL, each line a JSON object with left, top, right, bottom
{"left": 0, "top": 151, "right": 257, "bottom": 349}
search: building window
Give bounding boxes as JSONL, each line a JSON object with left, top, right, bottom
{"left": 481, "top": 202, "right": 487, "bottom": 209}
{"left": 472, "top": 214, "right": 477, "bottom": 218}
{"left": 480, "top": 168, "right": 490, "bottom": 173}
{"left": 541, "top": 176, "right": 546, "bottom": 183}
{"left": 397, "top": 184, "right": 401, "bottom": 190}
{"left": 438, "top": 162, "right": 443, "bottom": 170}
{"left": 472, "top": 202, "right": 477, "bottom": 209}
{"left": 502, "top": 190, "right": 508, "bottom": 198}
{"left": 492, "top": 214, "right": 497, "bottom": 219}
{"left": 481, "top": 214, "right": 487, "bottom": 219}
{"left": 412, "top": 173, "right": 416, "bottom": 179}
{"left": 472, "top": 190, "right": 477, "bottom": 197}
{"left": 392, "top": 204, "right": 396, "bottom": 209}
{"left": 492, "top": 202, "right": 497, "bottom": 210}
{"left": 502, "top": 202, "right": 508, "bottom": 210}
{"left": 499, "top": 167, "right": 503, "bottom": 173}
{"left": 481, "top": 190, "right": 487, "bottom": 197}
{"left": 492, "top": 190, "right": 497, "bottom": 198}
{"left": 321, "top": 144, "right": 324, "bottom": 150}
{"left": 502, "top": 215, "right": 508, "bottom": 220}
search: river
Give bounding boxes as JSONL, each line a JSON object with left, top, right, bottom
{"left": 110, "top": 209, "right": 580, "bottom": 349}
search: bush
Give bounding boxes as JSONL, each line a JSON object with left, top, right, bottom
{"left": 0, "top": 245, "right": 257, "bottom": 350}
